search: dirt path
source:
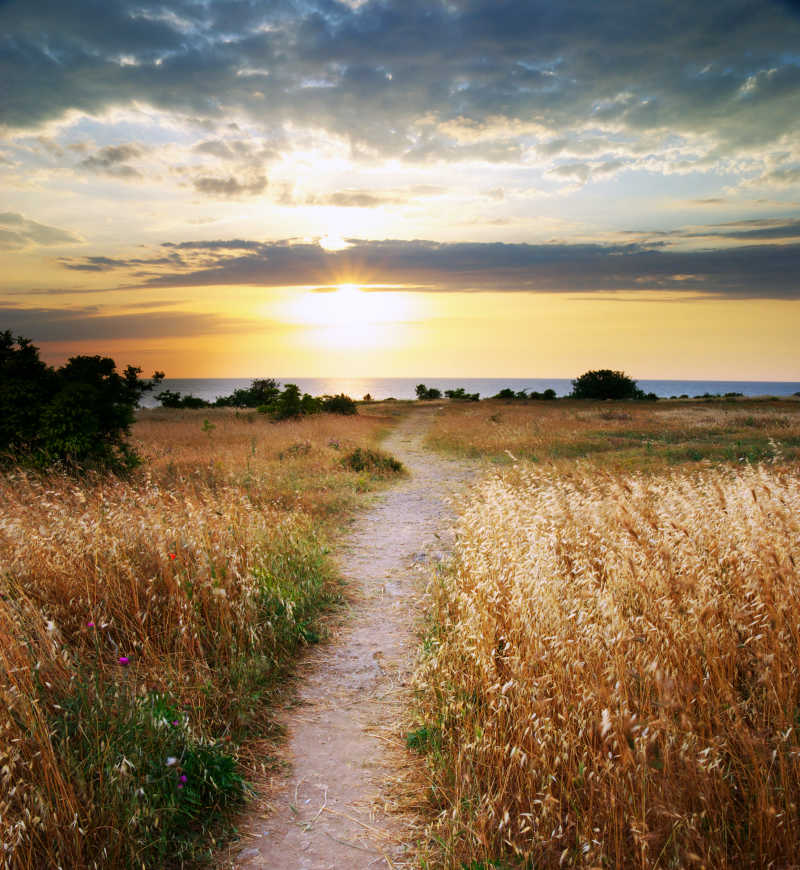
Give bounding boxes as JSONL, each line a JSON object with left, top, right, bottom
{"left": 222, "top": 407, "right": 474, "bottom": 870}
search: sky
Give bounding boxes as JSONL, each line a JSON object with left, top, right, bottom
{"left": 1, "top": 0, "right": 799, "bottom": 379}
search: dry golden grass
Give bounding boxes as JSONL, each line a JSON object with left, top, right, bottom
{"left": 0, "top": 407, "right": 400, "bottom": 869}
{"left": 426, "top": 399, "right": 800, "bottom": 469}
{"left": 413, "top": 459, "right": 800, "bottom": 867}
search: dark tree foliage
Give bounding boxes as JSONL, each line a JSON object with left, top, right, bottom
{"left": 267, "top": 383, "right": 304, "bottom": 420}
{"left": 492, "top": 387, "right": 558, "bottom": 401}
{"left": 321, "top": 393, "right": 357, "bottom": 415}
{"left": 415, "top": 383, "right": 442, "bottom": 400}
{"left": 214, "top": 378, "right": 280, "bottom": 407}
{"left": 155, "top": 390, "right": 209, "bottom": 409}
{"left": 570, "top": 369, "right": 647, "bottom": 400}
{"left": 445, "top": 387, "right": 480, "bottom": 401}
{"left": 0, "top": 332, "right": 162, "bottom": 471}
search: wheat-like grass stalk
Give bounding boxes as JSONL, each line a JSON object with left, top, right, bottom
{"left": 414, "top": 461, "right": 800, "bottom": 867}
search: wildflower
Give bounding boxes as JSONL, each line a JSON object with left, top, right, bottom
{"left": 87, "top": 621, "right": 95, "bottom": 628}
{"left": 168, "top": 552, "right": 177, "bottom": 560}
{"left": 118, "top": 656, "right": 130, "bottom": 666}
{"left": 166, "top": 757, "right": 177, "bottom": 767}
{"left": 171, "top": 720, "right": 180, "bottom": 727}
{"left": 177, "top": 783, "right": 184, "bottom": 790}
{"left": 179, "top": 774, "right": 188, "bottom": 783}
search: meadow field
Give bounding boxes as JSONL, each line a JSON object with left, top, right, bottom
{"left": 0, "top": 406, "right": 404, "bottom": 869}
{"left": 425, "top": 398, "right": 800, "bottom": 468}
{"left": 413, "top": 398, "right": 800, "bottom": 868}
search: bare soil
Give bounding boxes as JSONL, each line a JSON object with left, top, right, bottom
{"left": 219, "top": 407, "right": 474, "bottom": 869}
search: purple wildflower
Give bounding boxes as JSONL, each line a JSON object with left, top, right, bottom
{"left": 118, "top": 656, "right": 130, "bottom": 666}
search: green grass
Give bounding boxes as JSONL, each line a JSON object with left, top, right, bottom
{"left": 51, "top": 683, "right": 246, "bottom": 867}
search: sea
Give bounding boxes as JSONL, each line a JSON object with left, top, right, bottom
{"left": 138, "top": 377, "right": 800, "bottom": 407}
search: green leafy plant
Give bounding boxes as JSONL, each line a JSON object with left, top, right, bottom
{"left": 571, "top": 368, "right": 648, "bottom": 400}
{"left": 321, "top": 393, "right": 358, "bottom": 415}
{"left": 0, "top": 332, "right": 162, "bottom": 471}
{"left": 341, "top": 447, "right": 403, "bottom": 475}
{"left": 416, "top": 383, "right": 442, "bottom": 400}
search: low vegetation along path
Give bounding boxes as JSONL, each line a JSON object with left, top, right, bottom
{"left": 223, "top": 407, "right": 474, "bottom": 870}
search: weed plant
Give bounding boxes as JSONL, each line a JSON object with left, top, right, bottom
{"left": 0, "top": 407, "right": 400, "bottom": 868}
{"left": 412, "top": 461, "right": 800, "bottom": 867}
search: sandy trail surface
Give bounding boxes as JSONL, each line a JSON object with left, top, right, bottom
{"left": 221, "top": 407, "right": 474, "bottom": 870}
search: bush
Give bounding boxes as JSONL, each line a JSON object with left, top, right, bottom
{"left": 493, "top": 388, "right": 517, "bottom": 400}
{"left": 416, "top": 383, "right": 442, "bottom": 400}
{"left": 156, "top": 390, "right": 209, "bottom": 409}
{"left": 341, "top": 447, "right": 403, "bottom": 475}
{"left": 259, "top": 384, "right": 322, "bottom": 420}
{"left": 322, "top": 393, "right": 357, "bottom": 415}
{"left": 267, "top": 383, "right": 303, "bottom": 420}
{"left": 214, "top": 378, "right": 280, "bottom": 408}
{"left": 571, "top": 369, "right": 641, "bottom": 400}
{"left": 445, "top": 387, "right": 480, "bottom": 401}
{"left": 0, "top": 332, "right": 162, "bottom": 471}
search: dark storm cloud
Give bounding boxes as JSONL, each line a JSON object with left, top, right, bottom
{"left": 0, "top": 212, "right": 81, "bottom": 248}
{"left": 107, "top": 236, "right": 800, "bottom": 299}
{"left": 0, "top": 304, "right": 261, "bottom": 341}
{"left": 2, "top": 0, "right": 800, "bottom": 165}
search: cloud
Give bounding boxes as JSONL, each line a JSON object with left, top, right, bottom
{"left": 306, "top": 188, "right": 406, "bottom": 207}
{"left": 79, "top": 143, "right": 143, "bottom": 178}
{"left": 192, "top": 174, "right": 267, "bottom": 197}
{"left": 2, "top": 0, "right": 799, "bottom": 177}
{"left": 698, "top": 218, "right": 800, "bottom": 240}
{"left": 93, "top": 235, "right": 800, "bottom": 300}
{"left": 0, "top": 304, "right": 263, "bottom": 341}
{"left": 59, "top": 251, "right": 185, "bottom": 271}
{"left": 0, "top": 212, "right": 82, "bottom": 248}
{"left": 548, "top": 163, "right": 592, "bottom": 183}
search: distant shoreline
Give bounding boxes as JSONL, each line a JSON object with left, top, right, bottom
{"left": 139, "top": 376, "right": 800, "bottom": 407}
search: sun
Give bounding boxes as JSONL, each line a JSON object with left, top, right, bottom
{"left": 282, "top": 283, "right": 410, "bottom": 327}
{"left": 277, "top": 282, "right": 419, "bottom": 350}
{"left": 318, "top": 234, "right": 350, "bottom": 252}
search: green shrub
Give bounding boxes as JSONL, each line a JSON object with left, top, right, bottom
{"left": 445, "top": 387, "right": 480, "bottom": 401}
{"left": 571, "top": 368, "right": 642, "bottom": 400}
{"left": 156, "top": 389, "right": 209, "bottom": 408}
{"left": 322, "top": 393, "right": 357, "bottom": 415}
{"left": 341, "top": 447, "right": 403, "bottom": 475}
{"left": 0, "top": 332, "right": 162, "bottom": 471}
{"left": 214, "top": 378, "right": 280, "bottom": 408}
{"left": 416, "top": 383, "right": 442, "bottom": 400}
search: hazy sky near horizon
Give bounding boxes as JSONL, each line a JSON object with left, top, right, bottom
{"left": 2, "top": 0, "right": 799, "bottom": 378}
